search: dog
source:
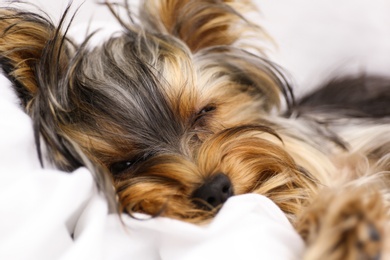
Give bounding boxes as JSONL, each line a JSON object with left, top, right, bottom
{"left": 1, "top": 0, "right": 390, "bottom": 258}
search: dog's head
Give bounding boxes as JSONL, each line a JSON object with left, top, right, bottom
{"left": 0, "top": 0, "right": 317, "bottom": 223}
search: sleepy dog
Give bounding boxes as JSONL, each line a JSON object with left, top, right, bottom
{"left": 1, "top": 1, "right": 389, "bottom": 258}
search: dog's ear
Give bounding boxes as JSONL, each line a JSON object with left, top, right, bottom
{"left": 137, "top": 0, "right": 292, "bottom": 112}
{"left": 140, "top": 0, "right": 263, "bottom": 53}
{"left": 0, "top": 6, "right": 116, "bottom": 199}
{"left": 0, "top": 7, "right": 83, "bottom": 170}
{"left": 0, "top": 7, "right": 73, "bottom": 108}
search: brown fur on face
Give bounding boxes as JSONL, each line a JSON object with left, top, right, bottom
{"left": 116, "top": 125, "right": 318, "bottom": 222}
{"left": 1, "top": 0, "right": 390, "bottom": 258}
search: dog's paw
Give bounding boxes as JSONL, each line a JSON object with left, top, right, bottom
{"left": 296, "top": 187, "right": 387, "bottom": 260}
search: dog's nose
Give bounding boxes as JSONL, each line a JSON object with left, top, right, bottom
{"left": 192, "top": 173, "right": 234, "bottom": 209}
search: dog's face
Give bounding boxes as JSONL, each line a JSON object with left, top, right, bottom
{"left": 0, "top": 0, "right": 317, "bottom": 223}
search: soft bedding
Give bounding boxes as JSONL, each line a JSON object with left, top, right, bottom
{"left": 1, "top": 0, "right": 389, "bottom": 259}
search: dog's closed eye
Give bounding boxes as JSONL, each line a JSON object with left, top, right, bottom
{"left": 110, "top": 153, "right": 153, "bottom": 176}
{"left": 194, "top": 105, "right": 216, "bottom": 125}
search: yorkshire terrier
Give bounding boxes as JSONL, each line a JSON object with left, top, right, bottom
{"left": 1, "top": 0, "right": 389, "bottom": 259}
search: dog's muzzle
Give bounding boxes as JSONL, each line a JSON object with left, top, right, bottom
{"left": 192, "top": 173, "right": 234, "bottom": 209}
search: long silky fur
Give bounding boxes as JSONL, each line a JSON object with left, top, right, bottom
{"left": 0, "top": 3, "right": 117, "bottom": 209}
{"left": 1, "top": 0, "right": 390, "bottom": 258}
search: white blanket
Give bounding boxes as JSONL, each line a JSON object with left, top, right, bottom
{"left": 1, "top": 0, "right": 389, "bottom": 259}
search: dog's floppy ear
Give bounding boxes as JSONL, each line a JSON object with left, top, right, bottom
{"left": 0, "top": 6, "right": 116, "bottom": 200}
{"left": 0, "top": 7, "right": 73, "bottom": 108}
{"left": 138, "top": 0, "right": 293, "bottom": 112}
{"left": 0, "top": 6, "right": 82, "bottom": 170}
{"left": 140, "top": 0, "right": 263, "bottom": 53}
{"left": 0, "top": 7, "right": 74, "bottom": 107}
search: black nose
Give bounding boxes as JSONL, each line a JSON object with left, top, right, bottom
{"left": 192, "top": 173, "right": 234, "bottom": 209}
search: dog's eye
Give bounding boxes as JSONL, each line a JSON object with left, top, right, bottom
{"left": 194, "top": 105, "right": 216, "bottom": 124}
{"left": 199, "top": 105, "right": 216, "bottom": 115}
{"left": 110, "top": 153, "right": 153, "bottom": 176}
{"left": 110, "top": 161, "right": 133, "bottom": 176}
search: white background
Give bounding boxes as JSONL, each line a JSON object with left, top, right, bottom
{"left": 23, "top": 0, "right": 390, "bottom": 96}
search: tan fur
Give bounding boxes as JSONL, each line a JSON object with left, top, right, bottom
{"left": 0, "top": 8, "right": 72, "bottom": 106}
